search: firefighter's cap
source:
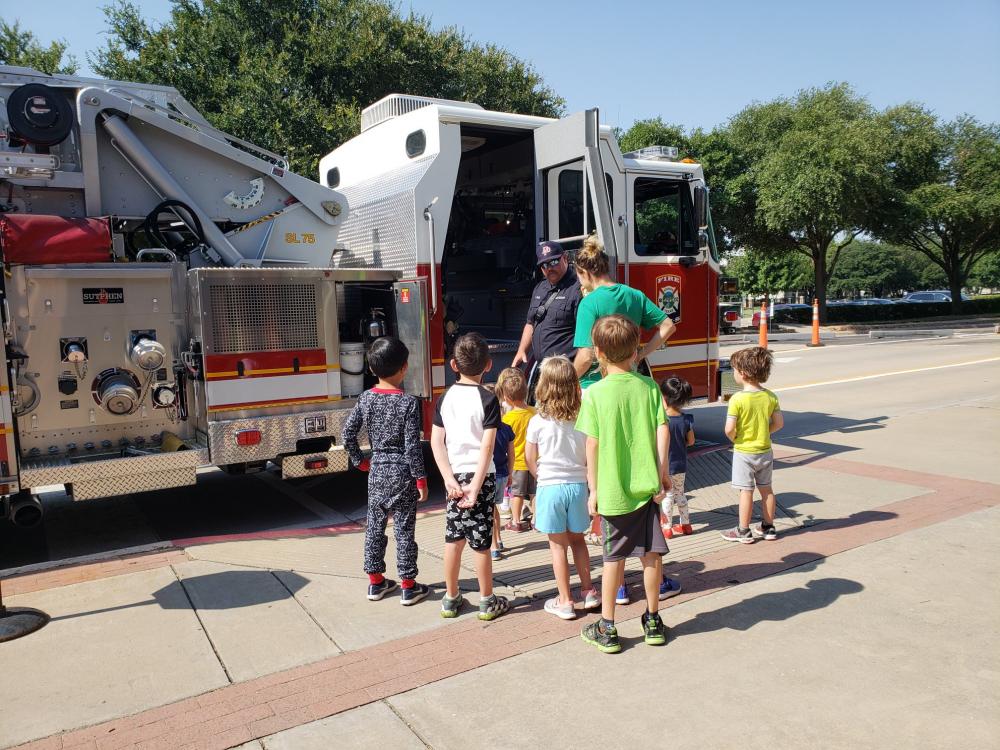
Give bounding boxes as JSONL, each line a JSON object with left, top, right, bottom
{"left": 536, "top": 240, "right": 565, "bottom": 265}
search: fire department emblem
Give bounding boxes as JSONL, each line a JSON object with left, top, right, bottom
{"left": 656, "top": 274, "right": 681, "bottom": 323}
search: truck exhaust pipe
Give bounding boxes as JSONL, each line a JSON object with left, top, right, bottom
{"left": 10, "top": 493, "right": 43, "bottom": 528}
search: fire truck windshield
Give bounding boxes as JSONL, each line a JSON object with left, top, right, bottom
{"left": 633, "top": 178, "right": 699, "bottom": 256}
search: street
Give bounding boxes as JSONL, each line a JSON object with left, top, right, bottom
{"left": 1, "top": 332, "right": 998, "bottom": 750}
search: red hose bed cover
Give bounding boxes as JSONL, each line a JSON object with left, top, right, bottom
{"left": 0, "top": 214, "right": 112, "bottom": 264}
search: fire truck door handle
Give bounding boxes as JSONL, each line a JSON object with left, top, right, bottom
{"left": 423, "top": 198, "right": 439, "bottom": 317}
{"left": 617, "top": 215, "right": 627, "bottom": 228}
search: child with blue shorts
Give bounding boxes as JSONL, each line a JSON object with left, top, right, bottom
{"left": 525, "top": 356, "right": 599, "bottom": 620}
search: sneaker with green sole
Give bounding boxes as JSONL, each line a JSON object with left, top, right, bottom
{"left": 581, "top": 621, "right": 622, "bottom": 653}
{"left": 641, "top": 610, "right": 668, "bottom": 646}
{"left": 478, "top": 594, "right": 510, "bottom": 621}
{"left": 440, "top": 592, "right": 465, "bottom": 618}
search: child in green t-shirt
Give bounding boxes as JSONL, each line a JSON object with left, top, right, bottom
{"left": 575, "top": 314, "right": 671, "bottom": 653}
{"left": 721, "top": 346, "right": 784, "bottom": 544}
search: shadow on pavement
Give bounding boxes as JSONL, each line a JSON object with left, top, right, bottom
{"left": 49, "top": 570, "right": 311, "bottom": 622}
{"left": 671, "top": 577, "right": 865, "bottom": 637}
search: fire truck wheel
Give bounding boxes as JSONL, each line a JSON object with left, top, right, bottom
{"left": 8, "top": 491, "right": 44, "bottom": 529}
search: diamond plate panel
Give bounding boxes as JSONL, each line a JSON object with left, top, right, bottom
{"left": 280, "top": 448, "right": 350, "bottom": 478}
{"left": 208, "top": 406, "right": 355, "bottom": 465}
{"left": 72, "top": 469, "right": 200, "bottom": 500}
{"left": 332, "top": 155, "right": 434, "bottom": 275}
{"left": 19, "top": 448, "right": 208, "bottom": 499}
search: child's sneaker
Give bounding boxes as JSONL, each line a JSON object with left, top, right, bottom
{"left": 491, "top": 549, "right": 501, "bottom": 561}
{"left": 641, "top": 610, "right": 668, "bottom": 646}
{"left": 752, "top": 523, "right": 779, "bottom": 541}
{"left": 582, "top": 588, "right": 600, "bottom": 610}
{"left": 367, "top": 578, "right": 398, "bottom": 601}
{"left": 721, "top": 526, "right": 755, "bottom": 544}
{"left": 658, "top": 576, "right": 682, "bottom": 600}
{"left": 543, "top": 597, "right": 576, "bottom": 620}
{"left": 400, "top": 582, "right": 430, "bottom": 606}
{"left": 440, "top": 592, "right": 465, "bottom": 618}
{"left": 581, "top": 620, "right": 622, "bottom": 653}
{"left": 661, "top": 523, "right": 674, "bottom": 539}
{"left": 615, "top": 584, "right": 629, "bottom": 605}
{"left": 478, "top": 594, "right": 510, "bottom": 621}
{"left": 672, "top": 523, "right": 693, "bottom": 536}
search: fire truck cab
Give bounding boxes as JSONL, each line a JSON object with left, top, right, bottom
{"left": 320, "top": 95, "right": 721, "bottom": 424}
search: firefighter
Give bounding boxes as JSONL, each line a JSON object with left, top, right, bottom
{"left": 511, "top": 241, "right": 582, "bottom": 396}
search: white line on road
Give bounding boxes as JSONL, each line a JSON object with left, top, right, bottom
{"left": 727, "top": 331, "right": 997, "bottom": 355}
{"left": 773, "top": 356, "right": 1000, "bottom": 393}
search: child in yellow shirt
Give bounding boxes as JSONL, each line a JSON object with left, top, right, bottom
{"left": 497, "top": 368, "right": 536, "bottom": 532}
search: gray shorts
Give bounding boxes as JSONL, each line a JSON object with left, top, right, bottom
{"left": 732, "top": 450, "right": 773, "bottom": 490}
{"left": 600, "top": 500, "right": 669, "bottom": 562}
{"left": 510, "top": 469, "right": 535, "bottom": 498}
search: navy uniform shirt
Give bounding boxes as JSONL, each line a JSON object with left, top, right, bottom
{"left": 525, "top": 267, "right": 581, "bottom": 362}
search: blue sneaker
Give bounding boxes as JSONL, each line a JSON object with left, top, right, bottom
{"left": 366, "top": 578, "right": 398, "bottom": 601}
{"left": 658, "top": 576, "right": 682, "bottom": 601}
{"left": 615, "top": 584, "right": 629, "bottom": 605}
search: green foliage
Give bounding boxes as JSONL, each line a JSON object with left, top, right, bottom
{"left": 828, "top": 241, "right": 915, "bottom": 297}
{"left": 877, "top": 113, "right": 1000, "bottom": 310}
{"left": 91, "top": 0, "right": 564, "bottom": 176}
{"left": 725, "top": 249, "right": 811, "bottom": 296}
{"left": 618, "top": 118, "right": 689, "bottom": 156}
{"left": 721, "top": 83, "right": 898, "bottom": 320}
{"left": 969, "top": 252, "right": 1000, "bottom": 289}
{"left": 0, "top": 20, "right": 77, "bottom": 74}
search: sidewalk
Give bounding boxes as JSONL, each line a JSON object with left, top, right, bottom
{"left": 2, "top": 445, "right": 999, "bottom": 750}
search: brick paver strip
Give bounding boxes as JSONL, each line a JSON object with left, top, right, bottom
{"left": 14, "top": 456, "right": 999, "bottom": 750}
{"left": 2, "top": 550, "right": 191, "bottom": 597}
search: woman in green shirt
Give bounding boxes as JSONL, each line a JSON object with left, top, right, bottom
{"left": 572, "top": 236, "right": 676, "bottom": 388}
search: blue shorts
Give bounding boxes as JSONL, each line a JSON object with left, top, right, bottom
{"left": 534, "top": 482, "right": 590, "bottom": 535}
{"left": 494, "top": 475, "right": 508, "bottom": 505}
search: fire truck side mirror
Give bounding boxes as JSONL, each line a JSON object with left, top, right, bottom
{"left": 694, "top": 186, "right": 708, "bottom": 230}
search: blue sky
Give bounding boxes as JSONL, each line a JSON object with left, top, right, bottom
{"left": 6, "top": 0, "right": 999, "bottom": 131}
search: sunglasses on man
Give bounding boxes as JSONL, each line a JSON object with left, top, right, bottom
{"left": 540, "top": 258, "right": 562, "bottom": 270}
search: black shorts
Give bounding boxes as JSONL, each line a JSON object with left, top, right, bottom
{"left": 445, "top": 473, "right": 496, "bottom": 551}
{"left": 601, "top": 500, "right": 669, "bottom": 562}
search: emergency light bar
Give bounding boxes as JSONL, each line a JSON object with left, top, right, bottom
{"left": 624, "top": 146, "right": 680, "bottom": 161}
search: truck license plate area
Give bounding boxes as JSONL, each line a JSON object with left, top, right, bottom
{"left": 304, "top": 416, "right": 327, "bottom": 434}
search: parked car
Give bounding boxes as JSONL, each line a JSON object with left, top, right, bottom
{"left": 851, "top": 298, "right": 895, "bottom": 305}
{"left": 750, "top": 303, "right": 811, "bottom": 327}
{"left": 901, "top": 291, "right": 970, "bottom": 303}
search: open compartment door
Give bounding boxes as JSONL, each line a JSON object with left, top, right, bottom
{"left": 394, "top": 279, "right": 430, "bottom": 399}
{"left": 0, "top": 286, "right": 21, "bottom": 496}
{"left": 534, "top": 109, "right": 619, "bottom": 271}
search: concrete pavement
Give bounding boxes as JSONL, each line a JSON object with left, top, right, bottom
{"left": 1, "top": 336, "right": 998, "bottom": 749}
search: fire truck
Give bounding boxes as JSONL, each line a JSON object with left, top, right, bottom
{"left": 321, "top": 95, "right": 722, "bottom": 423}
{"left": 0, "top": 66, "right": 720, "bottom": 527}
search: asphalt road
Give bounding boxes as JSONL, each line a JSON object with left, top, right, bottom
{"left": 2, "top": 331, "right": 998, "bottom": 572}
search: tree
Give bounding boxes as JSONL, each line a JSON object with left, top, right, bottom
{"left": 0, "top": 20, "right": 77, "bottom": 74}
{"left": 878, "top": 115, "right": 1000, "bottom": 312}
{"left": 725, "top": 248, "right": 811, "bottom": 297}
{"left": 969, "top": 252, "right": 1000, "bottom": 291}
{"left": 92, "top": 0, "right": 564, "bottom": 176}
{"left": 718, "top": 84, "right": 894, "bottom": 321}
{"left": 618, "top": 117, "right": 689, "bottom": 156}
{"left": 827, "top": 241, "right": 916, "bottom": 298}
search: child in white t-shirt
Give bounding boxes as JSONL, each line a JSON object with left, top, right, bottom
{"left": 525, "top": 356, "right": 599, "bottom": 620}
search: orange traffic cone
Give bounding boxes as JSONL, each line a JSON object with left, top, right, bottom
{"left": 808, "top": 298, "right": 823, "bottom": 347}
